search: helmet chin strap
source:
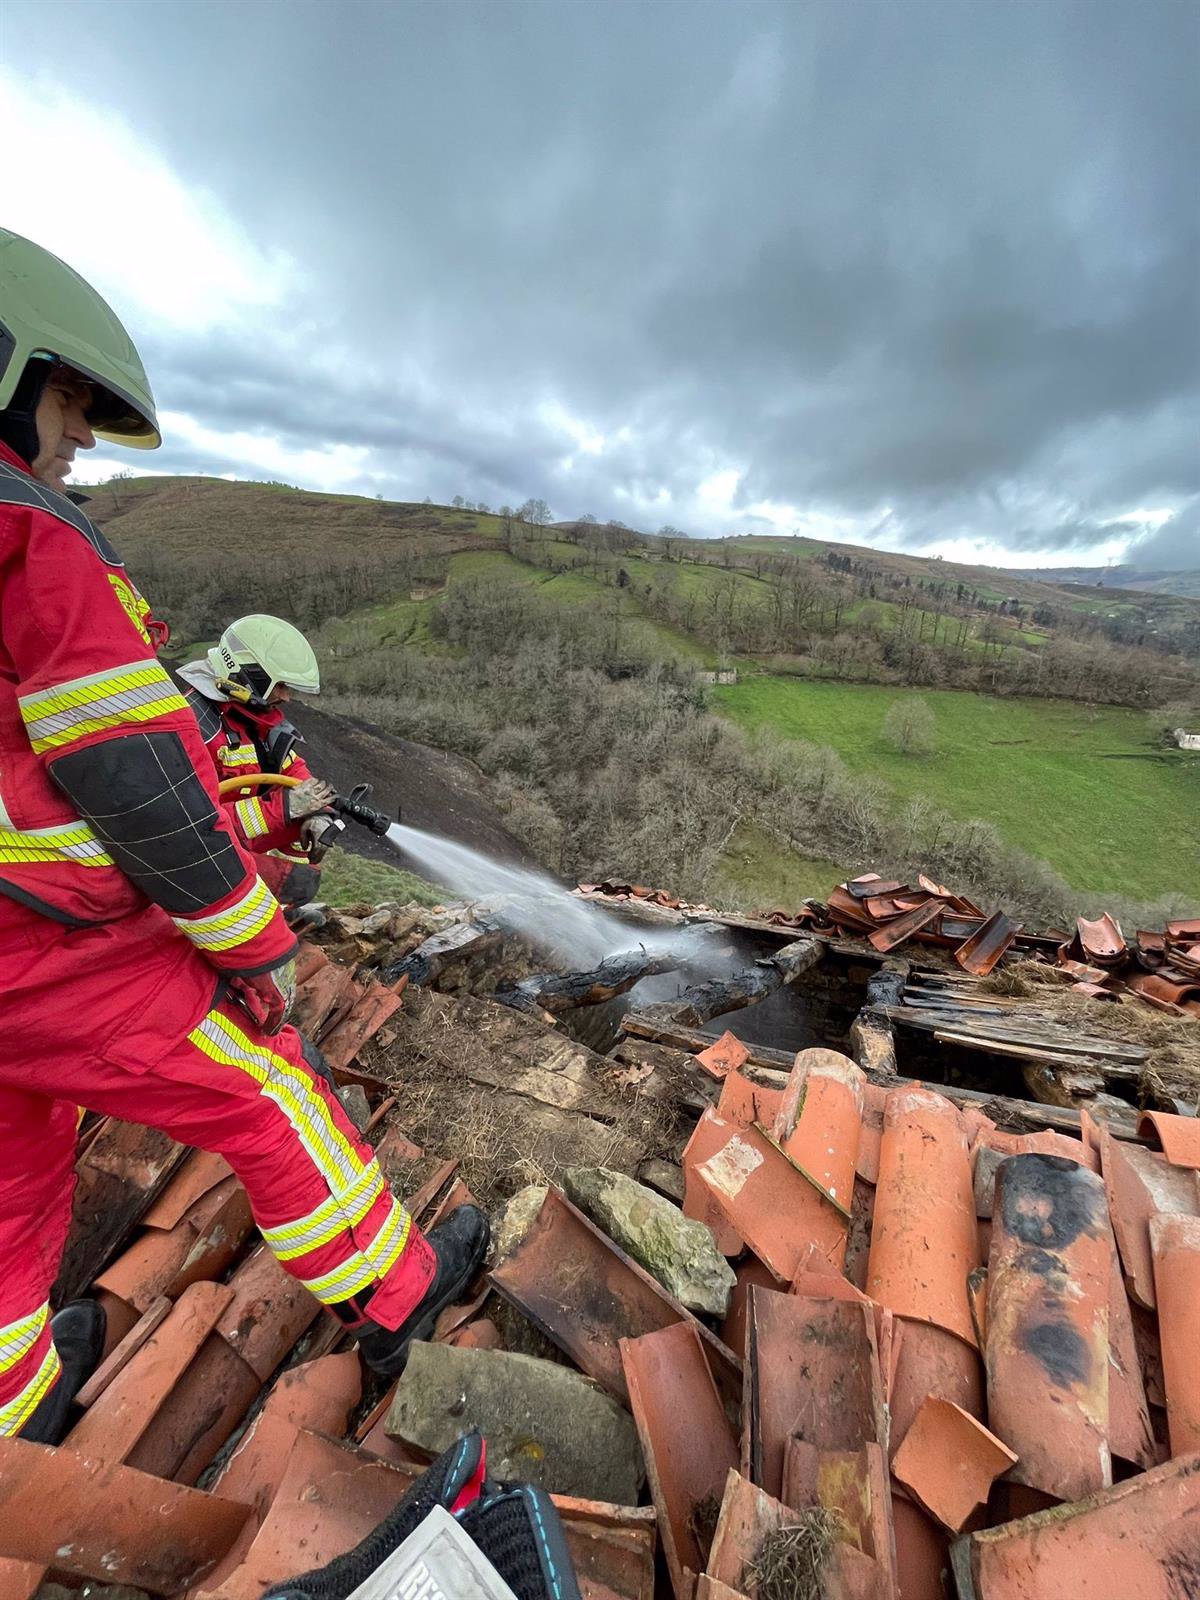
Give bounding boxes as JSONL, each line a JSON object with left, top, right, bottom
{"left": 0, "top": 357, "right": 52, "bottom": 468}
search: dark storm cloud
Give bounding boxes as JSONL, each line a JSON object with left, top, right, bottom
{"left": 9, "top": 0, "right": 1199, "bottom": 560}
{"left": 1124, "top": 497, "right": 1200, "bottom": 570}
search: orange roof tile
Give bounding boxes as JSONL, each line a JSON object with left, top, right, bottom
{"left": 892, "top": 1397, "right": 1017, "bottom": 1534}
{"left": 620, "top": 1321, "right": 739, "bottom": 1597}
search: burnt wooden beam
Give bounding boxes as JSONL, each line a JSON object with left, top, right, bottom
{"left": 494, "top": 947, "right": 680, "bottom": 1016}
{"left": 849, "top": 956, "right": 909, "bottom": 1075}
{"left": 381, "top": 917, "right": 501, "bottom": 986}
{"left": 637, "top": 937, "right": 825, "bottom": 1029}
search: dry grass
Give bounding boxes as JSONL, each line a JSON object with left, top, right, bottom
{"left": 367, "top": 991, "right": 682, "bottom": 1209}
{"left": 745, "top": 1512, "right": 844, "bottom": 1600}
{"left": 979, "top": 959, "right": 1200, "bottom": 1102}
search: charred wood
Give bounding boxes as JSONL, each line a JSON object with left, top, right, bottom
{"left": 494, "top": 947, "right": 680, "bottom": 1016}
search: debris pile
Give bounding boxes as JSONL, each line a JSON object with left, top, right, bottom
{"left": 580, "top": 874, "right": 1200, "bottom": 1017}
{"left": 3, "top": 883, "right": 1198, "bottom": 1600}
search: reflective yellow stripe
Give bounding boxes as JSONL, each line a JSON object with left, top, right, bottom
{"left": 0, "top": 819, "right": 115, "bottom": 867}
{"left": 234, "top": 796, "right": 270, "bottom": 839}
{"left": 219, "top": 744, "right": 258, "bottom": 768}
{"left": 187, "top": 1006, "right": 414, "bottom": 1302}
{"left": 188, "top": 1009, "right": 366, "bottom": 1194}
{"left": 19, "top": 661, "right": 188, "bottom": 754}
{"left": 261, "top": 1165, "right": 386, "bottom": 1259}
{"left": 0, "top": 1342, "right": 60, "bottom": 1436}
{"left": 173, "top": 876, "right": 279, "bottom": 952}
{"left": 299, "top": 1200, "right": 413, "bottom": 1303}
{"left": 0, "top": 1305, "right": 48, "bottom": 1374}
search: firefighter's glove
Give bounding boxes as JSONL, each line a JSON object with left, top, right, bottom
{"left": 301, "top": 813, "right": 342, "bottom": 860}
{"left": 232, "top": 955, "right": 296, "bottom": 1035}
{"left": 286, "top": 777, "right": 337, "bottom": 821}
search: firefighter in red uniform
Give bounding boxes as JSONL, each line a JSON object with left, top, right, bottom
{"left": 0, "top": 229, "right": 488, "bottom": 1442}
{"left": 178, "top": 615, "right": 338, "bottom": 910}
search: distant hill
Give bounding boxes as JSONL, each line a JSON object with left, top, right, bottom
{"left": 85, "top": 474, "right": 1200, "bottom": 635}
{"left": 1008, "top": 564, "right": 1200, "bottom": 600}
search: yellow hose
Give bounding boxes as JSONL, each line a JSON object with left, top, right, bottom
{"left": 216, "top": 772, "right": 302, "bottom": 797}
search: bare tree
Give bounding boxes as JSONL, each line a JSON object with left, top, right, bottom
{"left": 882, "top": 696, "right": 937, "bottom": 758}
{"left": 518, "top": 498, "right": 553, "bottom": 526}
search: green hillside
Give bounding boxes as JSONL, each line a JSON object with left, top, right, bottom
{"left": 712, "top": 678, "right": 1197, "bottom": 899}
{"left": 89, "top": 476, "right": 1199, "bottom": 908}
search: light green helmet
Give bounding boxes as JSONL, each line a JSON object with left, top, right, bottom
{"left": 0, "top": 228, "right": 160, "bottom": 447}
{"left": 209, "top": 615, "right": 321, "bottom": 699}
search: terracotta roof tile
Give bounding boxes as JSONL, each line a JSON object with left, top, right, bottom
{"left": 987, "top": 1155, "right": 1112, "bottom": 1502}
{"left": 620, "top": 1320, "right": 738, "bottom": 1597}
{"left": 892, "top": 1397, "right": 1017, "bottom": 1533}
{"left": 0, "top": 1434, "right": 250, "bottom": 1592}
{"left": 951, "top": 1448, "right": 1200, "bottom": 1599}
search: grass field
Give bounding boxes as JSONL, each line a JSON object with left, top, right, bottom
{"left": 712, "top": 677, "right": 1199, "bottom": 899}
{"left": 710, "top": 823, "right": 844, "bottom": 909}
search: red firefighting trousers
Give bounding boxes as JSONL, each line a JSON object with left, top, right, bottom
{"left": 0, "top": 905, "right": 436, "bottom": 1436}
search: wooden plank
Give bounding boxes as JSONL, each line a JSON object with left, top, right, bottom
{"left": 621, "top": 1011, "right": 796, "bottom": 1070}
{"left": 617, "top": 1019, "right": 1145, "bottom": 1142}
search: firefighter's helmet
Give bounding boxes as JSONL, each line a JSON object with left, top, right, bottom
{"left": 209, "top": 615, "right": 321, "bottom": 700}
{"left": 0, "top": 228, "right": 160, "bottom": 446}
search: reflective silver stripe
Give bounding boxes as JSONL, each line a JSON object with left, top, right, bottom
{"left": 19, "top": 660, "right": 186, "bottom": 751}
{"left": 172, "top": 876, "right": 279, "bottom": 951}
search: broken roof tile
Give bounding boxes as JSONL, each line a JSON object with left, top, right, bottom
{"left": 1075, "top": 914, "right": 1127, "bottom": 965}
{"left": 987, "top": 1154, "right": 1112, "bottom": 1503}
{"left": 865, "top": 1086, "right": 979, "bottom": 1350}
{"left": 74, "top": 1294, "right": 172, "bottom": 1410}
{"left": 772, "top": 1048, "right": 864, "bottom": 1225}
{"left": 694, "top": 1030, "right": 750, "bottom": 1080}
{"left": 720, "top": 1255, "right": 785, "bottom": 1360}
{"left": 67, "top": 1279, "right": 234, "bottom": 1462}
{"left": 1137, "top": 1110, "right": 1200, "bottom": 1170}
{"left": 1101, "top": 1129, "right": 1200, "bottom": 1310}
{"left": 683, "top": 1109, "right": 747, "bottom": 1257}
{"left": 195, "top": 1429, "right": 416, "bottom": 1600}
{"left": 489, "top": 1186, "right": 740, "bottom": 1411}
{"left": 891, "top": 1493, "right": 950, "bottom": 1600}
{"left": 1148, "top": 1213, "right": 1200, "bottom": 1458}
{"left": 0, "top": 1434, "right": 250, "bottom": 1593}
{"left": 704, "top": 1469, "right": 793, "bottom": 1593}
{"left": 954, "top": 912, "right": 1024, "bottom": 977}
{"left": 747, "top": 1288, "right": 885, "bottom": 1500}
{"left": 1105, "top": 1228, "right": 1156, "bottom": 1471}
{"left": 319, "top": 979, "right": 404, "bottom": 1070}
{"left": 868, "top": 900, "right": 943, "bottom": 953}
{"left": 621, "top": 1321, "right": 739, "bottom": 1597}
{"left": 783, "top": 1438, "right": 895, "bottom": 1576}
{"left": 889, "top": 1315, "right": 985, "bottom": 1466}
{"left": 94, "top": 1173, "right": 253, "bottom": 1316}
{"left": 950, "top": 1448, "right": 1200, "bottom": 1600}
{"left": 215, "top": 1244, "right": 323, "bottom": 1383}
{"left": 715, "top": 1070, "right": 784, "bottom": 1131}
{"left": 694, "top": 1120, "right": 849, "bottom": 1282}
{"left": 891, "top": 1397, "right": 1017, "bottom": 1534}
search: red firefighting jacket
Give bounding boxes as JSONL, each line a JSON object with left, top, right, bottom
{"left": 180, "top": 679, "right": 313, "bottom": 856}
{"left": 0, "top": 442, "right": 296, "bottom": 982}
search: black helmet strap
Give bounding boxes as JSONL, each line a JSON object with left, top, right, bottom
{"left": 0, "top": 357, "right": 51, "bottom": 468}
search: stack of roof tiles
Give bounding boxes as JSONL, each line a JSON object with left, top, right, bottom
{"left": 0, "top": 942, "right": 660, "bottom": 1600}
{"left": 646, "top": 1041, "right": 1200, "bottom": 1598}
{"left": 581, "top": 873, "right": 1200, "bottom": 1015}
{"left": 3, "top": 931, "right": 1198, "bottom": 1599}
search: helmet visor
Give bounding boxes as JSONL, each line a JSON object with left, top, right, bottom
{"left": 44, "top": 358, "right": 158, "bottom": 443}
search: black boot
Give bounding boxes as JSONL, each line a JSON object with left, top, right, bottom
{"left": 20, "top": 1299, "right": 107, "bottom": 1445}
{"left": 357, "top": 1204, "right": 490, "bottom": 1378}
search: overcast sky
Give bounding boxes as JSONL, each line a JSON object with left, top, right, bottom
{"left": 3, "top": 0, "right": 1197, "bottom": 567}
